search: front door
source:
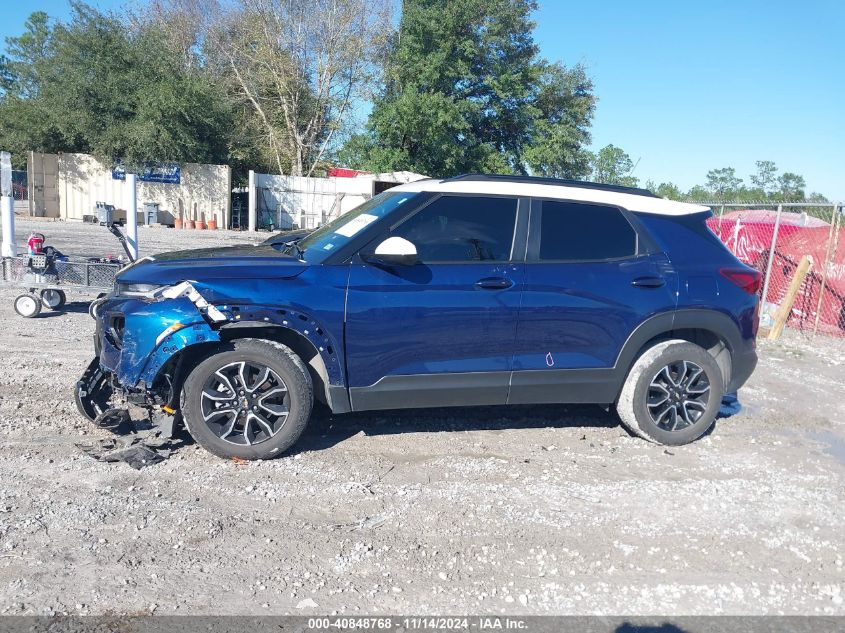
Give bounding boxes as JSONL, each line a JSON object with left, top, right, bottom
{"left": 345, "top": 194, "right": 526, "bottom": 411}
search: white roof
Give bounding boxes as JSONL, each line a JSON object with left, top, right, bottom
{"left": 389, "top": 179, "right": 710, "bottom": 216}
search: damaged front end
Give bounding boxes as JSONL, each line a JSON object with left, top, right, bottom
{"left": 75, "top": 281, "right": 228, "bottom": 436}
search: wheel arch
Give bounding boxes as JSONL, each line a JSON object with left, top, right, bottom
{"left": 218, "top": 323, "right": 336, "bottom": 408}
{"left": 142, "top": 302, "right": 349, "bottom": 412}
{"left": 147, "top": 324, "right": 345, "bottom": 412}
{"left": 615, "top": 310, "right": 744, "bottom": 392}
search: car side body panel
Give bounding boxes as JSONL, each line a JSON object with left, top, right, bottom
{"left": 88, "top": 182, "right": 758, "bottom": 429}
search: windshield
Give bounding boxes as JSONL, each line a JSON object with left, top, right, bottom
{"left": 295, "top": 191, "right": 418, "bottom": 263}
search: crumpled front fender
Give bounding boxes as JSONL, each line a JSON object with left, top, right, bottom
{"left": 110, "top": 296, "right": 220, "bottom": 388}
{"left": 136, "top": 321, "right": 220, "bottom": 387}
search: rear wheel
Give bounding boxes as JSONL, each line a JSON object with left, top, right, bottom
{"left": 181, "top": 339, "right": 313, "bottom": 460}
{"left": 41, "top": 289, "right": 66, "bottom": 310}
{"left": 616, "top": 339, "right": 724, "bottom": 445}
{"left": 14, "top": 293, "right": 42, "bottom": 318}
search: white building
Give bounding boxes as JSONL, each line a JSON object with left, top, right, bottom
{"left": 248, "top": 170, "right": 428, "bottom": 231}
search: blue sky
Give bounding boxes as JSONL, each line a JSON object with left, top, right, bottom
{"left": 534, "top": 0, "right": 845, "bottom": 199}
{"left": 3, "top": 0, "right": 844, "bottom": 198}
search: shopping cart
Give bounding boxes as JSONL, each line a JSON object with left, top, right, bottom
{"left": 1, "top": 223, "right": 133, "bottom": 318}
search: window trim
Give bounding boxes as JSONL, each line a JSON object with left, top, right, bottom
{"left": 357, "top": 192, "right": 528, "bottom": 265}
{"left": 526, "top": 197, "right": 646, "bottom": 264}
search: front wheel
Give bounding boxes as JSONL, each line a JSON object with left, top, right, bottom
{"left": 181, "top": 339, "right": 313, "bottom": 460}
{"left": 616, "top": 339, "right": 724, "bottom": 445}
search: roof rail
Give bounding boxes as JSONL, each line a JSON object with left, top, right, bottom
{"left": 443, "top": 173, "right": 658, "bottom": 198}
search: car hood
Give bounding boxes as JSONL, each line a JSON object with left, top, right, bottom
{"left": 117, "top": 244, "right": 309, "bottom": 285}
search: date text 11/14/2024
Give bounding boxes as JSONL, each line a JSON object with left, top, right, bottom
{"left": 306, "top": 617, "right": 528, "bottom": 630}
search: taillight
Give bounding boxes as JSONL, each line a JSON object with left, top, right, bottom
{"left": 720, "top": 268, "right": 762, "bottom": 294}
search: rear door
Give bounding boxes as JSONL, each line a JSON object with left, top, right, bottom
{"left": 345, "top": 194, "right": 527, "bottom": 410}
{"left": 508, "top": 198, "right": 678, "bottom": 404}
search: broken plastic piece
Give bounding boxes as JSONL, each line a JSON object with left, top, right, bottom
{"left": 75, "top": 358, "right": 114, "bottom": 422}
{"left": 93, "top": 408, "right": 133, "bottom": 433}
{"left": 77, "top": 439, "right": 168, "bottom": 470}
{"left": 157, "top": 281, "right": 227, "bottom": 322}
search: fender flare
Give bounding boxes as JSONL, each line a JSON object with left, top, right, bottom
{"left": 217, "top": 304, "right": 344, "bottom": 385}
{"left": 613, "top": 308, "right": 744, "bottom": 382}
{"left": 137, "top": 304, "right": 346, "bottom": 406}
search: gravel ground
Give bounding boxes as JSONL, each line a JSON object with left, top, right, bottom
{"left": 0, "top": 219, "right": 843, "bottom": 616}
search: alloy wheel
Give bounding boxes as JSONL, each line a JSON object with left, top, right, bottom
{"left": 647, "top": 360, "right": 711, "bottom": 431}
{"left": 200, "top": 361, "right": 289, "bottom": 445}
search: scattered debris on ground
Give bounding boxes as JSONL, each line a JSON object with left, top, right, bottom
{"left": 76, "top": 432, "right": 179, "bottom": 470}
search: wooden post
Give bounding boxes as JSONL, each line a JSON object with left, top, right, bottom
{"left": 767, "top": 254, "right": 813, "bottom": 341}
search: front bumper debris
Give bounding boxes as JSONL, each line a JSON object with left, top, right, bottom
{"left": 75, "top": 357, "right": 114, "bottom": 423}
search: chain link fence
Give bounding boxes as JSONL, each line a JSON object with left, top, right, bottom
{"left": 698, "top": 201, "right": 844, "bottom": 337}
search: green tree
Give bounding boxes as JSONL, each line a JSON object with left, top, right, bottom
{"left": 590, "top": 144, "right": 638, "bottom": 187}
{"left": 0, "top": 11, "right": 63, "bottom": 167}
{"left": 705, "top": 167, "right": 743, "bottom": 200}
{"left": 686, "top": 184, "right": 710, "bottom": 200}
{"left": 646, "top": 181, "right": 684, "bottom": 200}
{"left": 346, "top": 0, "right": 595, "bottom": 178}
{"left": 522, "top": 62, "right": 594, "bottom": 178}
{"left": 777, "top": 172, "right": 806, "bottom": 201}
{"left": 1, "top": 11, "right": 52, "bottom": 99}
{"left": 0, "top": 3, "right": 233, "bottom": 170}
{"left": 749, "top": 160, "right": 778, "bottom": 196}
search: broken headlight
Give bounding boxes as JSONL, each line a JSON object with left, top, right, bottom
{"left": 116, "top": 282, "right": 166, "bottom": 298}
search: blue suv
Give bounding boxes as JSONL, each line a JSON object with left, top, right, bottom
{"left": 76, "top": 175, "right": 760, "bottom": 460}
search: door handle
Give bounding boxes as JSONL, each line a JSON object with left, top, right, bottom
{"left": 632, "top": 276, "right": 666, "bottom": 288}
{"left": 475, "top": 277, "right": 514, "bottom": 290}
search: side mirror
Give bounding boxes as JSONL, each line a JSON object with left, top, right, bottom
{"left": 369, "top": 236, "right": 419, "bottom": 266}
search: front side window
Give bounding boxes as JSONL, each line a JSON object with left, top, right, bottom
{"left": 391, "top": 195, "right": 517, "bottom": 263}
{"left": 539, "top": 200, "right": 637, "bottom": 261}
{"left": 296, "top": 192, "right": 418, "bottom": 263}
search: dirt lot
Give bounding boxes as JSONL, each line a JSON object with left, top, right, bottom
{"left": 0, "top": 219, "right": 843, "bottom": 616}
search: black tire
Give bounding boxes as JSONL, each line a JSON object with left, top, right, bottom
{"left": 616, "top": 339, "right": 724, "bottom": 446}
{"left": 89, "top": 296, "right": 108, "bottom": 319}
{"left": 181, "top": 338, "right": 313, "bottom": 460}
{"left": 14, "top": 293, "right": 42, "bottom": 318}
{"left": 41, "top": 289, "right": 66, "bottom": 310}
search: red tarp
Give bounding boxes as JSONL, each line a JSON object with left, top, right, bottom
{"left": 327, "top": 168, "right": 371, "bottom": 178}
{"left": 768, "top": 226, "right": 845, "bottom": 335}
{"left": 706, "top": 210, "right": 829, "bottom": 268}
{"left": 706, "top": 210, "right": 843, "bottom": 335}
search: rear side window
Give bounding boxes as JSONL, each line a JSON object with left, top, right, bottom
{"left": 539, "top": 200, "right": 637, "bottom": 261}
{"left": 393, "top": 195, "right": 517, "bottom": 262}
